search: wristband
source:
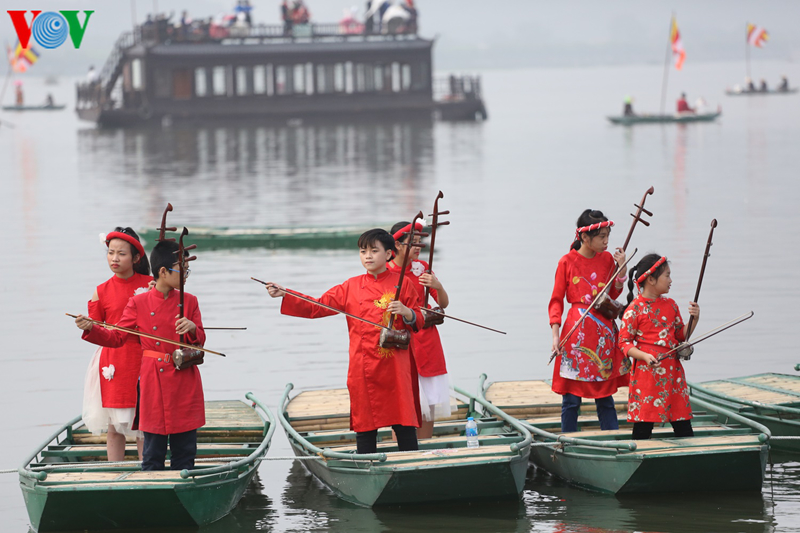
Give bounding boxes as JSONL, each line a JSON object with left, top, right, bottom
{"left": 615, "top": 274, "right": 628, "bottom": 284}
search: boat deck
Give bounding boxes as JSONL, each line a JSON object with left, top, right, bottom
{"left": 698, "top": 373, "right": 800, "bottom": 406}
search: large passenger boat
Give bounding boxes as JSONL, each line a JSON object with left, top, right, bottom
{"left": 76, "top": 16, "right": 486, "bottom": 126}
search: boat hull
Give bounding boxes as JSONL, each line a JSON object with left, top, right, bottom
{"left": 607, "top": 112, "right": 721, "bottom": 125}
{"left": 725, "top": 88, "right": 798, "bottom": 96}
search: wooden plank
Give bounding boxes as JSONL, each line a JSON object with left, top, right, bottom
{"left": 702, "top": 382, "right": 797, "bottom": 405}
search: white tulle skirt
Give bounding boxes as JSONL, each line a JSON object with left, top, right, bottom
{"left": 418, "top": 373, "right": 455, "bottom": 422}
{"left": 82, "top": 346, "right": 140, "bottom": 438}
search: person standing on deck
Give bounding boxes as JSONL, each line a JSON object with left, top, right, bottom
{"left": 264, "top": 229, "right": 424, "bottom": 454}
{"left": 388, "top": 221, "right": 455, "bottom": 439}
{"left": 549, "top": 210, "right": 630, "bottom": 433}
{"left": 619, "top": 254, "right": 699, "bottom": 440}
{"left": 76, "top": 241, "right": 207, "bottom": 471}
{"left": 79, "top": 227, "right": 152, "bottom": 461}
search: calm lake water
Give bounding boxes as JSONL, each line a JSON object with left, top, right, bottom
{"left": 2, "top": 60, "right": 800, "bottom": 532}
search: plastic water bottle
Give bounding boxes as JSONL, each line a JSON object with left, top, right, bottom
{"left": 465, "top": 417, "right": 479, "bottom": 448}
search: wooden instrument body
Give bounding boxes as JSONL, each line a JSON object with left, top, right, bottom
{"left": 172, "top": 348, "right": 205, "bottom": 370}
{"left": 379, "top": 328, "right": 410, "bottom": 350}
{"left": 593, "top": 293, "right": 624, "bottom": 321}
{"left": 422, "top": 306, "right": 445, "bottom": 328}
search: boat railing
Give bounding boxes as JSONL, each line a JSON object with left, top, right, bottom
{"left": 179, "top": 392, "right": 276, "bottom": 479}
{"left": 279, "top": 383, "right": 389, "bottom": 463}
{"left": 452, "top": 386, "right": 532, "bottom": 454}
{"left": 690, "top": 382, "right": 800, "bottom": 417}
{"left": 18, "top": 415, "right": 82, "bottom": 482}
{"left": 433, "top": 75, "right": 483, "bottom": 103}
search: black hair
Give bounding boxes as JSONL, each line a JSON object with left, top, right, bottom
{"left": 150, "top": 241, "right": 188, "bottom": 281}
{"left": 621, "top": 253, "right": 670, "bottom": 317}
{"left": 571, "top": 209, "right": 610, "bottom": 251}
{"left": 357, "top": 228, "right": 396, "bottom": 253}
{"left": 110, "top": 227, "right": 151, "bottom": 276}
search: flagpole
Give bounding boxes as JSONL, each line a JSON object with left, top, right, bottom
{"left": 659, "top": 14, "right": 674, "bottom": 116}
{"left": 0, "top": 42, "right": 15, "bottom": 126}
{"left": 745, "top": 23, "right": 751, "bottom": 81}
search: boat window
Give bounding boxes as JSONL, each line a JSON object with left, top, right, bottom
{"left": 334, "top": 63, "right": 345, "bottom": 92}
{"left": 195, "top": 68, "right": 208, "bottom": 97}
{"left": 131, "top": 59, "right": 143, "bottom": 90}
{"left": 401, "top": 64, "right": 411, "bottom": 91}
{"left": 236, "top": 66, "right": 249, "bottom": 96}
{"left": 275, "top": 65, "right": 288, "bottom": 95}
{"left": 344, "top": 62, "right": 354, "bottom": 94}
{"left": 266, "top": 64, "right": 274, "bottom": 96}
{"left": 212, "top": 66, "right": 226, "bottom": 96}
{"left": 305, "top": 63, "right": 314, "bottom": 95}
{"left": 373, "top": 64, "right": 383, "bottom": 91}
{"left": 293, "top": 64, "right": 305, "bottom": 94}
{"left": 391, "top": 62, "right": 401, "bottom": 92}
{"left": 316, "top": 64, "right": 327, "bottom": 93}
{"left": 253, "top": 66, "right": 265, "bottom": 94}
{"left": 355, "top": 64, "right": 366, "bottom": 92}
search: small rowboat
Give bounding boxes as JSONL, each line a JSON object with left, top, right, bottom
{"left": 480, "top": 375, "right": 769, "bottom": 494}
{"left": 725, "top": 88, "right": 798, "bottom": 96}
{"left": 607, "top": 111, "right": 721, "bottom": 125}
{"left": 278, "top": 383, "right": 531, "bottom": 507}
{"left": 138, "top": 225, "right": 383, "bottom": 250}
{"left": 2, "top": 104, "right": 66, "bottom": 111}
{"left": 690, "top": 373, "right": 800, "bottom": 454}
{"left": 19, "top": 393, "right": 275, "bottom": 532}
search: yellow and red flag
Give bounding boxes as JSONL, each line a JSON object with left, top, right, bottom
{"left": 9, "top": 40, "right": 39, "bottom": 73}
{"left": 670, "top": 17, "right": 686, "bottom": 70}
{"left": 747, "top": 24, "right": 768, "bottom": 48}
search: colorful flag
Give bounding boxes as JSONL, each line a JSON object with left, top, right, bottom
{"left": 10, "top": 40, "right": 39, "bottom": 73}
{"left": 747, "top": 23, "right": 768, "bottom": 48}
{"left": 670, "top": 17, "right": 686, "bottom": 70}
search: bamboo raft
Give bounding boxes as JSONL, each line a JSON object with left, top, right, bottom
{"left": 278, "top": 384, "right": 531, "bottom": 507}
{"left": 690, "top": 373, "right": 800, "bottom": 454}
{"left": 480, "top": 375, "right": 769, "bottom": 494}
{"left": 19, "top": 394, "right": 275, "bottom": 532}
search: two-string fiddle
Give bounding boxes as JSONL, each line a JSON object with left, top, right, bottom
{"left": 594, "top": 186, "right": 654, "bottom": 320}
{"left": 172, "top": 227, "right": 204, "bottom": 370}
{"left": 156, "top": 203, "right": 177, "bottom": 242}
{"left": 422, "top": 191, "right": 450, "bottom": 329}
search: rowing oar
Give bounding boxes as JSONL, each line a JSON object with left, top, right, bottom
{"left": 66, "top": 313, "right": 227, "bottom": 357}
{"left": 548, "top": 248, "right": 638, "bottom": 366}
{"left": 251, "top": 277, "right": 391, "bottom": 331}
{"left": 656, "top": 311, "right": 753, "bottom": 362}
{"left": 419, "top": 308, "right": 506, "bottom": 335}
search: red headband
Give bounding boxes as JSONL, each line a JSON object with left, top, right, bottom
{"left": 106, "top": 231, "right": 145, "bottom": 257}
{"left": 392, "top": 221, "right": 424, "bottom": 241}
{"left": 574, "top": 220, "right": 614, "bottom": 244}
{"left": 636, "top": 256, "right": 667, "bottom": 288}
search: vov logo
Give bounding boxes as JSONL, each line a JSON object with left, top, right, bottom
{"left": 8, "top": 10, "right": 94, "bottom": 49}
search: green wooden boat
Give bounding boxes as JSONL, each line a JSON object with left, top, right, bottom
{"left": 607, "top": 111, "right": 721, "bottom": 125}
{"left": 2, "top": 104, "right": 66, "bottom": 111}
{"left": 690, "top": 373, "right": 800, "bottom": 454}
{"left": 480, "top": 375, "right": 769, "bottom": 494}
{"left": 278, "top": 383, "right": 531, "bottom": 507}
{"left": 138, "top": 225, "right": 383, "bottom": 250}
{"left": 19, "top": 393, "right": 275, "bottom": 532}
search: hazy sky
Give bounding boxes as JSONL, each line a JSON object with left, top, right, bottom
{"left": 5, "top": 0, "right": 800, "bottom": 75}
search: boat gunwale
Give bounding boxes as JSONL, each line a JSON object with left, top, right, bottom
{"left": 690, "top": 381, "right": 800, "bottom": 416}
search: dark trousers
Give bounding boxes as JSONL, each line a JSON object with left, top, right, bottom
{"left": 632, "top": 420, "right": 694, "bottom": 440}
{"left": 142, "top": 430, "right": 197, "bottom": 471}
{"left": 561, "top": 393, "right": 619, "bottom": 432}
{"left": 356, "top": 425, "right": 418, "bottom": 454}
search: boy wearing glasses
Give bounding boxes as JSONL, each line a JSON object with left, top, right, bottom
{"left": 76, "top": 240, "right": 206, "bottom": 471}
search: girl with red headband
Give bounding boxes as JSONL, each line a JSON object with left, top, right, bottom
{"left": 81, "top": 227, "right": 152, "bottom": 461}
{"left": 619, "top": 253, "right": 700, "bottom": 440}
{"left": 549, "top": 209, "right": 630, "bottom": 433}
{"left": 387, "top": 221, "right": 454, "bottom": 439}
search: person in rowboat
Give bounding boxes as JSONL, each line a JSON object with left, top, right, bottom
{"left": 76, "top": 241, "right": 207, "bottom": 470}
{"left": 622, "top": 96, "right": 635, "bottom": 117}
{"left": 549, "top": 210, "right": 630, "bottom": 433}
{"left": 619, "top": 254, "right": 699, "bottom": 440}
{"left": 388, "top": 221, "right": 454, "bottom": 439}
{"left": 79, "top": 227, "right": 152, "bottom": 461}
{"left": 676, "top": 93, "right": 695, "bottom": 114}
{"left": 264, "top": 229, "right": 424, "bottom": 454}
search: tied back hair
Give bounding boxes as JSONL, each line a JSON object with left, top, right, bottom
{"left": 621, "top": 253, "right": 670, "bottom": 318}
{"left": 572, "top": 209, "right": 609, "bottom": 251}
{"left": 112, "top": 227, "right": 151, "bottom": 276}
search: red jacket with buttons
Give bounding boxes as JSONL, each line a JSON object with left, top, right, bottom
{"left": 83, "top": 288, "right": 206, "bottom": 435}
